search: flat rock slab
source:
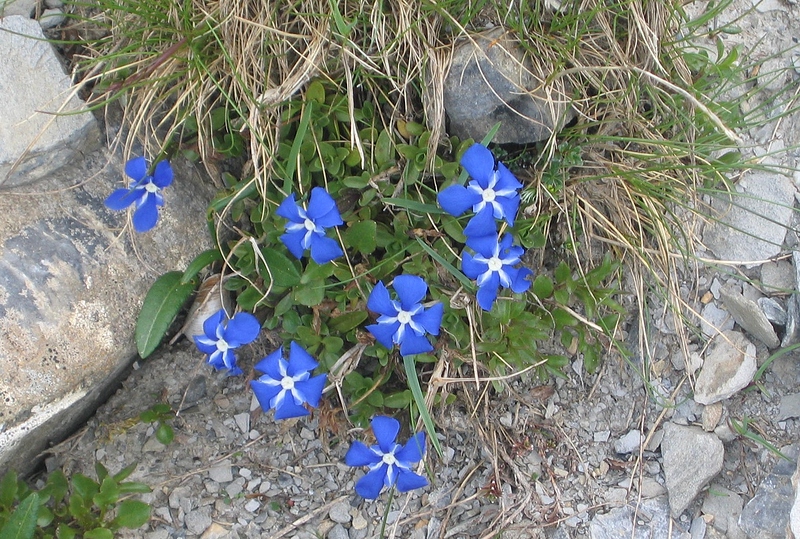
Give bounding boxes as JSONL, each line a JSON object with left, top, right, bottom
{"left": 702, "top": 170, "right": 796, "bottom": 266}
{"left": 588, "top": 495, "right": 686, "bottom": 538}
{"left": 0, "top": 16, "right": 99, "bottom": 187}
{"left": 694, "top": 330, "right": 757, "bottom": 405}
{"left": 661, "top": 423, "right": 724, "bottom": 517}
{"left": 0, "top": 148, "right": 214, "bottom": 475}
{"left": 719, "top": 284, "right": 780, "bottom": 347}
{"left": 740, "top": 446, "right": 797, "bottom": 539}
{"left": 444, "top": 27, "right": 573, "bottom": 144}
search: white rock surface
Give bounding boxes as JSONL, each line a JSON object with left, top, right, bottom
{"left": 694, "top": 330, "right": 757, "bottom": 405}
{"left": 0, "top": 16, "right": 98, "bottom": 187}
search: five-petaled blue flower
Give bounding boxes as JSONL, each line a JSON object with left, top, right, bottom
{"left": 437, "top": 143, "right": 522, "bottom": 227}
{"left": 462, "top": 234, "right": 533, "bottom": 311}
{"left": 105, "top": 156, "right": 173, "bottom": 233}
{"left": 193, "top": 309, "right": 261, "bottom": 376}
{"left": 251, "top": 341, "right": 327, "bottom": 420}
{"left": 345, "top": 416, "right": 428, "bottom": 499}
{"left": 277, "top": 187, "right": 344, "bottom": 264}
{"left": 366, "top": 275, "right": 443, "bottom": 357}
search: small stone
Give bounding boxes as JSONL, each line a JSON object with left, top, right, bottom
{"left": 244, "top": 499, "right": 261, "bottom": 513}
{"left": 700, "top": 303, "right": 734, "bottom": 337}
{"left": 185, "top": 507, "right": 212, "bottom": 535}
{"left": 233, "top": 412, "right": 250, "bottom": 434}
{"left": 662, "top": 423, "right": 724, "bottom": 517}
{"left": 327, "top": 523, "right": 349, "bottom": 539}
{"left": 694, "top": 330, "right": 757, "bottom": 405}
{"left": 328, "top": 501, "right": 351, "bottom": 524}
{"left": 589, "top": 496, "right": 683, "bottom": 538}
{"left": 758, "top": 297, "right": 787, "bottom": 326}
{"left": 640, "top": 477, "right": 667, "bottom": 498}
{"left": 614, "top": 430, "right": 642, "bottom": 454}
{"left": 701, "top": 402, "right": 724, "bottom": 432}
{"left": 594, "top": 430, "right": 610, "bottom": 443}
{"left": 200, "top": 522, "right": 233, "bottom": 539}
{"left": 701, "top": 485, "right": 744, "bottom": 537}
{"left": 208, "top": 460, "right": 233, "bottom": 483}
{"left": 38, "top": 8, "right": 65, "bottom": 29}
{"left": 779, "top": 394, "right": 800, "bottom": 421}
{"left": 720, "top": 285, "right": 780, "bottom": 348}
{"left": 761, "top": 260, "right": 795, "bottom": 292}
{"left": 44, "top": 0, "right": 64, "bottom": 7}
{"left": 352, "top": 512, "right": 368, "bottom": 530}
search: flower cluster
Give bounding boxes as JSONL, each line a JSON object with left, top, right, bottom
{"left": 438, "top": 144, "right": 533, "bottom": 311}
{"left": 105, "top": 156, "right": 173, "bottom": 233}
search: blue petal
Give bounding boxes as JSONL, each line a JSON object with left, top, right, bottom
{"left": 254, "top": 349, "right": 284, "bottom": 380}
{"left": 125, "top": 156, "right": 148, "bottom": 181}
{"left": 152, "top": 160, "right": 174, "bottom": 188}
{"left": 367, "top": 282, "right": 395, "bottom": 316}
{"left": 463, "top": 207, "right": 497, "bottom": 243}
{"left": 371, "top": 416, "right": 400, "bottom": 453}
{"left": 287, "top": 341, "right": 319, "bottom": 376}
{"left": 104, "top": 188, "right": 140, "bottom": 210}
{"left": 460, "top": 144, "right": 495, "bottom": 187}
{"left": 355, "top": 465, "right": 388, "bottom": 499}
{"left": 193, "top": 335, "right": 218, "bottom": 355}
{"left": 461, "top": 251, "right": 487, "bottom": 280}
{"left": 202, "top": 310, "right": 226, "bottom": 338}
{"left": 396, "top": 432, "right": 426, "bottom": 464}
{"left": 280, "top": 230, "right": 307, "bottom": 260}
{"left": 224, "top": 312, "right": 260, "bottom": 346}
{"left": 393, "top": 275, "right": 427, "bottom": 310}
{"left": 345, "top": 441, "right": 382, "bottom": 467}
{"left": 251, "top": 377, "right": 283, "bottom": 410}
{"left": 276, "top": 193, "right": 302, "bottom": 222}
{"left": 206, "top": 350, "right": 226, "bottom": 370}
{"left": 308, "top": 235, "right": 344, "bottom": 264}
{"left": 476, "top": 274, "right": 501, "bottom": 311}
{"left": 437, "top": 184, "right": 480, "bottom": 217}
{"left": 495, "top": 162, "right": 523, "bottom": 191}
{"left": 132, "top": 195, "right": 159, "bottom": 232}
{"left": 221, "top": 349, "right": 238, "bottom": 370}
{"left": 295, "top": 373, "right": 327, "bottom": 407}
{"left": 413, "top": 304, "right": 443, "bottom": 336}
{"left": 274, "top": 399, "right": 310, "bottom": 420}
{"left": 307, "top": 187, "right": 343, "bottom": 227}
{"left": 512, "top": 268, "right": 534, "bottom": 294}
{"left": 395, "top": 469, "right": 428, "bottom": 493}
{"left": 399, "top": 332, "right": 433, "bottom": 356}
{"left": 366, "top": 321, "right": 399, "bottom": 350}
{"left": 227, "top": 365, "right": 243, "bottom": 376}
{"left": 496, "top": 194, "right": 521, "bottom": 226}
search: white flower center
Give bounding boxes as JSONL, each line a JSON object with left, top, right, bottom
{"left": 382, "top": 453, "right": 397, "bottom": 466}
{"left": 482, "top": 188, "right": 496, "bottom": 203}
{"left": 397, "top": 310, "right": 412, "bottom": 325}
{"left": 145, "top": 181, "right": 159, "bottom": 193}
{"left": 217, "top": 340, "right": 231, "bottom": 352}
{"left": 488, "top": 257, "right": 503, "bottom": 272}
{"left": 304, "top": 218, "right": 316, "bottom": 231}
{"left": 281, "top": 376, "right": 295, "bottom": 390}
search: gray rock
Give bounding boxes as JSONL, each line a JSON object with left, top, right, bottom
{"left": 791, "top": 461, "right": 800, "bottom": 539}
{"left": 0, "top": 149, "right": 214, "bottom": 476}
{"left": 614, "top": 430, "right": 643, "bottom": 454}
{"left": 0, "top": 0, "right": 36, "bottom": 17}
{"left": 327, "top": 523, "right": 348, "bottom": 539}
{"left": 703, "top": 170, "right": 796, "bottom": 267}
{"left": 328, "top": 500, "right": 351, "bottom": 524}
{"left": 661, "top": 423, "right": 724, "bottom": 517}
{"left": 761, "top": 260, "right": 795, "bottom": 292}
{"left": 719, "top": 284, "right": 780, "bottom": 347}
{"left": 701, "top": 485, "right": 745, "bottom": 539}
{"left": 444, "top": 27, "right": 572, "bottom": 144}
{"left": 758, "top": 297, "right": 787, "bottom": 326}
{"left": 700, "top": 302, "right": 734, "bottom": 337}
{"left": 740, "top": 469, "right": 795, "bottom": 538}
{"left": 784, "top": 251, "right": 800, "bottom": 346}
{"left": 185, "top": 507, "right": 213, "bottom": 535}
{"left": 694, "top": 330, "right": 757, "bottom": 405}
{"left": 38, "top": 8, "right": 65, "bottom": 29}
{"left": 209, "top": 460, "right": 234, "bottom": 483}
{"left": 0, "top": 16, "right": 99, "bottom": 187}
{"left": 779, "top": 394, "right": 800, "bottom": 421}
{"left": 588, "top": 495, "right": 686, "bottom": 538}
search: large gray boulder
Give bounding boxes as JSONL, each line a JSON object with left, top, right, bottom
{"left": 0, "top": 15, "right": 99, "bottom": 187}
{"left": 0, "top": 148, "right": 215, "bottom": 475}
{"left": 444, "top": 27, "right": 573, "bottom": 144}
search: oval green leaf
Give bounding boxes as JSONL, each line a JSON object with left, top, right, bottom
{"left": 0, "top": 493, "right": 39, "bottom": 539}
{"left": 136, "top": 271, "right": 196, "bottom": 358}
{"left": 261, "top": 248, "right": 301, "bottom": 287}
{"left": 181, "top": 249, "right": 223, "bottom": 284}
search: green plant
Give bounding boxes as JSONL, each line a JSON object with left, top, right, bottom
{"left": 139, "top": 403, "right": 175, "bottom": 446}
{"left": 0, "top": 464, "right": 151, "bottom": 539}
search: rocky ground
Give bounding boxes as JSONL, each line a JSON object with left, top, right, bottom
{"left": 21, "top": 0, "right": 800, "bottom": 537}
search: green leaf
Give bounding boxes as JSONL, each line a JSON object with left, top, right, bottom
{"left": 92, "top": 478, "right": 120, "bottom": 510}
{"left": 480, "top": 122, "right": 502, "bottom": 146}
{"left": 70, "top": 475, "right": 98, "bottom": 502}
{"left": 306, "top": 80, "right": 326, "bottom": 104}
{"left": 328, "top": 311, "right": 368, "bottom": 333}
{"left": 0, "top": 471, "right": 17, "bottom": 508}
{"left": 94, "top": 463, "right": 109, "bottom": 484}
{"left": 136, "top": 271, "right": 196, "bottom": 358}
{"left": 261, "top": 248, "right": 301, "bottom": 287}
{"left": 375, "top": 129, "right": 393, "bottom": 167}
{"left": 293, "top": 280, "right": 325, "bottom": 307}
{"left": 383, "top": 390, "right": 413, "bottom": 409}
{"left": 415, "top": 238, "right": 473, "bottom": 290}
{"left": 0, "top": 493, "right": 39, "bottom": 539}
{"left": 56, "top": 524, "right": 77, "bottom": 539}
{"left": 181, "top": 249, "right": 223, "bottom": 284}
{"left": 382, "top": 198, "right": 446, "bottom": 215}
{"left": 403, "top": 355, "right": 443, "bottom": 458}
{"left": 117, "top": 482, "right": 152, "bottom": 495}
{"left": 284, "top": 101, "right": 314, "bottom": 193}
{"left": 554, "top": 262, "right": 571, "bottom": 285}
{"left": 343, "top": 221, "right": 377, "bottom": 254}
{"left": 84, "top": 528, "right": 113, "bottom": 539}
{"left": 155, "top": 422, "right": 175, "bottom": 445}
{"left": 532, "top": 275, "right": 554, "bottom": 299}
{"left": 44, "top": 471, "right": 68, "bottom": 505}
{"left": 112, "top": 500, "right": 151, "bottom": 529}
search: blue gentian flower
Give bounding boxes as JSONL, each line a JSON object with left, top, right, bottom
{"left": 193, "top": 309, "right": 261, "bottom": 376}
{"left": 251, "top": 341, "right": 327, "bottom": 420}
{"left": 105, "top": 156, "right": 173, "bottom": 233}
{"left": 437, "top": 143, "right": 522, "bottom": 227}
{"left": 345, "top": 416, "right": 428, "bottom": 499}
{"left": 462, "top": 233, "right": 533, "bottom": 311}
{"left": 366, "top": 275, "right": 443, "bottom": 357}
{"left": 277, "top": 187, "right": 344, "bottom": 264}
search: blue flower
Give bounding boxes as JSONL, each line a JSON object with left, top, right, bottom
{"left": 345, "top": 416, "right": 428, "bottom": 499}
{"left": 277, "top": 187, "right": 344, "bottom": 264}
{"left": 193, "top": 309, "right": 261, "bottom": 376}
{"left": 105, "top": 157, "right": 173, "bottom": 233}
{"left": 437, "top": 143, "right": 522, "bottom": 227}
{"left": 251, "top": 341, "right": 327, "bottom": 420}
{"left": 462, "top": 233, "right": 533, "bottom": 311}
{"left": 366, "top": 275, "right": 443, "bottom": 357}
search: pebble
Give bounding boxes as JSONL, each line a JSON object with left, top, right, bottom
{"left": 351, "top": 512, "right": 368, "bottom": 530}
{"left": 614, "top": 430, "right": 642, "bottom": 454}
{"left": 209, "top": 460, "right": 234, "bottom": 483}
{"left": 234, "top": 412, "right": 250, "bottom": 434}
{"left": 329, "top": 501, "right": 351, "bottom": 524}
{"left": 327, "top": 523, "right": 349, "bottom": 539}
{"left": 244, "top": 499, "right": 261, "bottom": 513}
